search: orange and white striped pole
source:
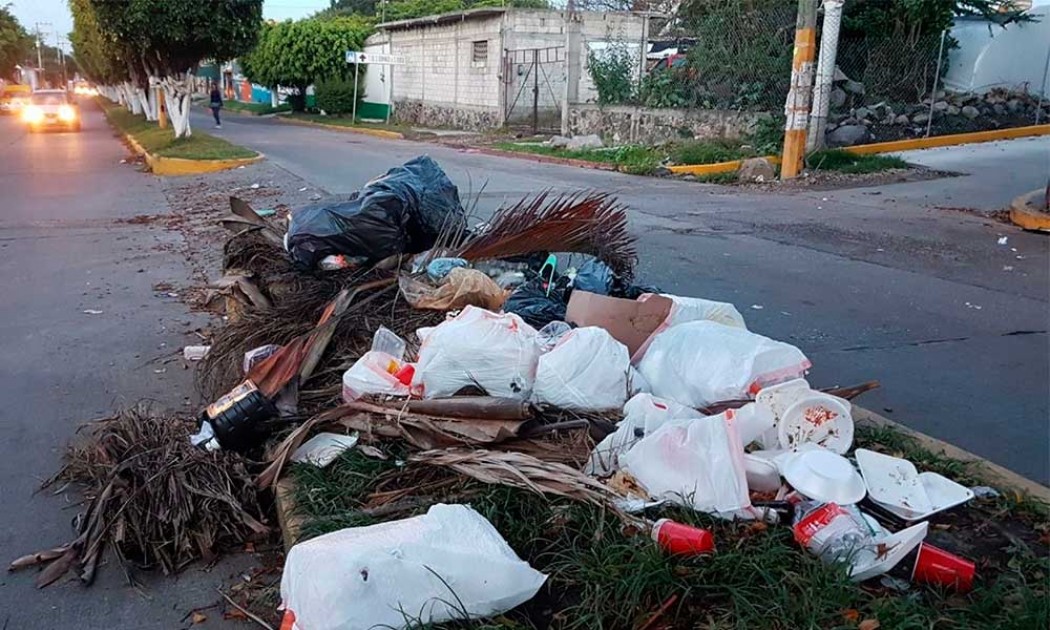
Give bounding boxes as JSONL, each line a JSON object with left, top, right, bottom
{"left": 781, "top": 0, "right": 819, "bottom": 179}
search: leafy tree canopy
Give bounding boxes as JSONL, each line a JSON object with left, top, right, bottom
{"left": 0, "top": 4, "right": 32, "bottom": 80}
{"left": 241, "top": 16, "right": 373, "bottom": 91}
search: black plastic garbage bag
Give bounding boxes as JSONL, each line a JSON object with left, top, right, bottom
{"left": 286, "top": 156, "right": 466, "bottom": 268}
{"left": 503, "top": 275, "right": 572, "bottom": 329}
{"left": 572, "top": 257, "right": 661, "bottom": 299}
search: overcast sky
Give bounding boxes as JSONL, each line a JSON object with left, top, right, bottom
{"left": 7, "top": 0, "right": 332, "bottom": 50}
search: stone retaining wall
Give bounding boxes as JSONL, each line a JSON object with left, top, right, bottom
{"left": 393, "top": 100, "right": 503, "bottom": 130}
{"left": 568, "top": 104, "right": 770, "bottom": 144}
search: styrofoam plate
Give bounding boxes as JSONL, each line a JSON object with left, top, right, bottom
{"left": 872, "top": 472, "right": 975, "bottom": 521}
{"left": 777, "top": 393, "right": 854, "bottom": 454}
{"left": 855, "top": 449, "right": 933, "bottom": 516}
{"left": 850, "top": 521, "right": 929, "bottom": 582}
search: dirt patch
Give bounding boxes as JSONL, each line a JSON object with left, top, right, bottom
{"left": 685, "top": 166, "right": 957, "bottom": 192}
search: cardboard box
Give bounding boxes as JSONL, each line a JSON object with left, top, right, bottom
{"left": 565, "top": 291, "right": 672, "bottom": 358}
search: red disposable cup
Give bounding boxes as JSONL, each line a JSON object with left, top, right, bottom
{"left": 911, "top": 542, "right": 975, "bottom": 592}
{"left": 394, "top": 364, "right": 415, "bottom": 386}
{"left": 651, "top": 519, "right": 715, "bottom": 556}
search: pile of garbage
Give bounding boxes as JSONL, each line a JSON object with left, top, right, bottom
{"left": 13, "top": 156, "right": 993, "bottom": 626}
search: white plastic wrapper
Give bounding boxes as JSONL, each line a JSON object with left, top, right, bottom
{"left": 341, "top": 351, "right": 410, "bottom": 402}
{"left": 585, "top": 393, "right": 699, "bottom": 477}
{"left": 532, "top": 327, "right": 630, "bottom": 411}
{"left": 621, "top": 410, "right": 751, "bottom": 514}
{"left": 637, "top": 321, "right": 810, "bottom": 408}
{"left": 413, "top": 306, "right": 539, "bottom": 399}
{"left": 280, "top": 504, "right": 547, "bottom": 630}
{"left": 290, "top": 433, "right": 359, "bottom": 468}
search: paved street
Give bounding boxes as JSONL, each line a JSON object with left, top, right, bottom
{"left": 0, "top": 105, "right": 249, "bottom": 628}
{"left": 201, "top": 111, "right": 1050, "bottom": 483}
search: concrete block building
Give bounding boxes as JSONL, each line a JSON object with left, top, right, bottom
{"left": 362, "top": 8, "right": 645, "bottom": 130}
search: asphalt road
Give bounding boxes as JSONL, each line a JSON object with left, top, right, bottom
{"left": 201, "top": 111, "right": 1050, "bottom": 483}
{"left": 0, "top": 105, "right": 249, "bottom": 628}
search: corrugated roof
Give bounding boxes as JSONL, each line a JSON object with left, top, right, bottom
{"left": 376, "top": 7, "right": 507, "bottom": 31}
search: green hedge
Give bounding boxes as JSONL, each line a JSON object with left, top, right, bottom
{"left": 315, "top": 76, "right": 362, "bottom": 116}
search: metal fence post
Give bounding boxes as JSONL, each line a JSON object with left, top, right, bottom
{"left": 806, "top": 0, "right": 844, "bottom": 152}
{"left": 1036, "top": 41, "right": 1050, "bottom": 126}
{"left": 781, "top": 0, "right": 819, "bottom": 179}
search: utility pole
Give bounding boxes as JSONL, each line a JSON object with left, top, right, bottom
{"left": 779, "top": 0, "right": 818, "bottom": 180}
{"left": 560, "top": 0, "right": 578, "bottom": 137}
{"left": 807, "top": 0, "right": 844, "bottom": 152}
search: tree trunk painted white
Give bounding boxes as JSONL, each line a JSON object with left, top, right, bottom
{"left": 138, "top": 87, "right": 156, "bottom": 121}
{"left": 161, "top": 73, "right": 193, "bottom": 139}
{"left": 123, "top": 82, "right": 143, "bottom": 114}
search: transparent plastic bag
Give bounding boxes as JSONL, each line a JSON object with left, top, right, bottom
{"left": 585, "top": 393, "right": 699, "bottom": 477}
{"left": 342, "top": 351, "right": 410, "bottom": 402}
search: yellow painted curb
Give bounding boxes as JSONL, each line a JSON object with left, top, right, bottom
{"left": 669, "top": 125, "right": 1050, "bottom": 175}
{"left": 149, "top": 153, "right": 264, "bottom": 176}
{"left": 1009, "top": 189, "right": 1050, "bottom": 232}
{"left": 843, "top": 124, "right": 1050, "bottom": 156}
{"left": 279, "top": 116, "right": 404, "bottom": 140}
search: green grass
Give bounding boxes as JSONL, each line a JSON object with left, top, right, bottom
{"left": 492, "top": 139, "right": 759, "bottom": 176}
{"left": 223, "top": 100, "right": 291, "bottom": 115}
{"left": 284, "top": 112, "right": 407, "bottom": 134}
{"left": 99, "top": 99, "right": 256, "bottom": 160}
{"left": 807, "top": 149, "right": 908, "bottom": 174}
{"left": 289, "top": 425, "right": 1050, "bottom": 629}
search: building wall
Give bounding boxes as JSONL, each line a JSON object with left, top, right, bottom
{"left": 368, "top": 10, "right": 646, "bottom": 130}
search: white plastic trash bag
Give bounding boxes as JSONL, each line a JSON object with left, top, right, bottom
{"left": 585, "top": 393, "right": 699, "bottom": 477}
{"left": 637, "top": 320, "right": 810, "bottom": 408}
{"left": 280, "top": 504, "right": 547, "bottom": 630}
{"left": 533, "top": 327, "right": 630, "bottom": 411}
{"left": 342, "top": 351, "right": 410, "bottom": 402}
{"left": 634, "top": 293, "right": 747, "bottom": 359}
{"left": 621, "top": 410, "right": 751, "bottom": 514}
{"left": 414, "top": 306, "right": 539, "bottom": 399}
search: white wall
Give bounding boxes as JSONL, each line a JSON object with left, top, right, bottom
{"left": 944, "top": 11, "right": 1050, "bottom": 95}
{"left": 362, "top": 40, "right": 390, "bottom": 106}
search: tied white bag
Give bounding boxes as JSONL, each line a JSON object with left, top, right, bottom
{"left": 621, "top": 409, "right": 751, "bottom": 514}
{"left": 413, "top": 306, "right": 539, "bottom": 399}
{"left": 533, "top": 327, "right": 630, "bottom": 411}
{"left": 637, "top": 320, "right": 810, "bottom": 408}
{"left": 280, "top": 504, "right": 547, "bottom": 630}
{"left": 342, "top": 351, "right": 409, "bottom": 402}
{"left": 585, "top": 393, "right": 699, "bottom": 477}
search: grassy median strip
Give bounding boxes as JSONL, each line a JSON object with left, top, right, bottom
{"left": 99, "top": 100, "right": 256, "bottom": 160}
{"left": 283, "top": 112, "right": 407, "bottom": 135}
{"left": 223, "top": 101, "right": 291, "bottom": 116}
{"left": 807, "top": 149, "right": 908, "bottom": 174}
{"left": 492, "top": 140, "right": 758, "bottom": 175}
{"left": 288, "top": 424, "right": 1048, "bottom": 629}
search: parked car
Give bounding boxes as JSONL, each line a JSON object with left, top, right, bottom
{"left": 21, "top": 90, "right": 81, "bottom": 132}
{"left": 0, "top": 84, "right": 31, "bottom": 114}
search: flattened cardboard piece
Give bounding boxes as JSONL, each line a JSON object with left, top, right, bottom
{"left": 565, "top": 291, "right": 672, "bottom": 358}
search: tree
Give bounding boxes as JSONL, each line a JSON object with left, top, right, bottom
{"left": 87, "top": 0, "right": 263, "bottom": 138}
{"left": 0, "top": 4, "right": 32, "bottom": 81}
{"left": 241, "top": 16, "right": 372, "bottom": 111}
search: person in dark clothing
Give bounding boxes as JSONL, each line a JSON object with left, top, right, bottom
{"left": 209, "top": 83, "right": 223, "bottom": 128}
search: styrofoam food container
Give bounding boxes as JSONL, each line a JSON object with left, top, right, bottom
{"left": 855, "top": 449, "right": 933, "bottom": 516}
{"left": 743, "top": 453, "right": 782, "bottom": 493}
{"left": 754, "top": 378, "right": 809, "bottom": 448}
{"left": 777, "top": 393, "right": 853, "bottom": 454}
{"left": 874, "top": 472, "right": 974, "bottom": 521}
{"left": 783, "top": 449, "right": 867, "bottom": 505}
{"left": 850, "top": 521, "right": 929, "bottom": 582}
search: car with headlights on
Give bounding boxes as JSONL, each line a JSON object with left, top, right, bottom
{"left": 22, "top": 90, "right": 81, "bottom": 132}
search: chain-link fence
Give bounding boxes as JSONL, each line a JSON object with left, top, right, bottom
{"left": 811, "top": 2, "right": 1050, "bottom": 148}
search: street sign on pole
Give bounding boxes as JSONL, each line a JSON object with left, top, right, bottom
{"left": 345, "top": 51, "right": 406, "bottom": 66}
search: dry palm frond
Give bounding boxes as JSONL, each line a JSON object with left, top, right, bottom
{"left": 455, "top": 192, "right": 636, "bottom": 278}
{"left": 11, "top": 405, "right": 266, "bottom": 587}
{"left": 408, "top": 448, "right": 617, "bottom": 505}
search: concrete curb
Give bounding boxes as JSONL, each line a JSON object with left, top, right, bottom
{"left": 277, "top": 116, "right": 405, "bottom": 140}
{"left": 104, "top": 107, "right": 264, "bottom": 176}
{"left": 1008, "top": 188, "right": 1050, "bottom": 232}
{"left": 272, "top": 404, "right": 1048, "bottom": 552}
{"left": 465, "top": 145, "right": 622, "bottom": 171}
{"left": 844, "top": 123, "right": 1050, "bottom": 156}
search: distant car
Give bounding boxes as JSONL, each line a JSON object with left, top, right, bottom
{"left": 0, "top": 84, "right": 31, "bottom": 114}
{"left": 21, "top": 90, "right": 81, "bottom": 132}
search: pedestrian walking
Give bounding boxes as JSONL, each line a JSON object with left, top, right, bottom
{"left": 209, "top": 83, "right": 223, "bottom": 129}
